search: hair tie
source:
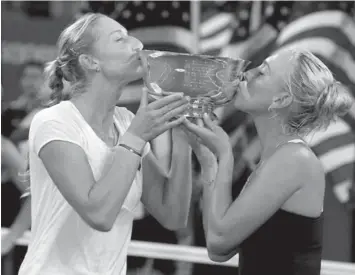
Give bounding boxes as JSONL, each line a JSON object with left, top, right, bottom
{"left": 55, "top": 63, "right": 64, "bottom": 78}
{"left": 56, "top": 57, "right": 64, "bottom": 67}
{"left": 69, "top": 48, "right": 78, "bottom": 56}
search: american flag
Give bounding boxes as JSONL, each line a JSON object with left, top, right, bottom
{"left": 79, "top": 1, "right": 194, "bottom": 53}
{"left": 78, "top": 1, "right": 268, "bottom": 61}
{"left": 198, "top": 1, "right": 252, "bottom": 56}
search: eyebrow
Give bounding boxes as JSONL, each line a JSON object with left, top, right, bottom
{"left": 109, "top": 29, "right": 128, "bottom": 36}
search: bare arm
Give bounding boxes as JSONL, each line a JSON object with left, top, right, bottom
{"left": 36, "top": 92, "right": 187, "bottom": 232}
{"left": 1, "top": 197, "right": 31, "bottom": 255}
{"left": 141, "top": 127, "right": 193, "bottom": 230}
{"left": 192, "top": 145, "right": 238, "bottom": 262}
{"left": 1, "top": 136, "right": 27, "bottom": 171}
{"left": 206, "top": 144, "right": 309, "bottom": 258}
{"left": 8, "top": 198, "right": 31, "bottom": 237}
{"left": 39, "top": 130, "right": 144, "bottom": 232}
{"left": 1, "top": 136, "right": 28, "bottom": 192}
{"left": 9, "top": 128, "right": 30, "bottom": 144}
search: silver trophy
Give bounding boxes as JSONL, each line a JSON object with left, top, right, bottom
{"left": 139, "top": 50, "right": 250, "bottom": 118}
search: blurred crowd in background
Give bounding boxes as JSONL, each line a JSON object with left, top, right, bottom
{"left": 1, "top": 1, "right": 355, "bottom": 275}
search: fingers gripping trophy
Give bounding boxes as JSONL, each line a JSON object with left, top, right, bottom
{"left": 139, "top": 50, "right": 251, "bottom": 118}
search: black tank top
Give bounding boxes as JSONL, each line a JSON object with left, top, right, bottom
{"left": 239, "top": 210, "right": 323, "bottom": 275}
{"left": 239, "top": 139, "right": 323, "bottom": 275}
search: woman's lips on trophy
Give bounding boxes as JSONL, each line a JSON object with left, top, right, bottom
{"left": 242, "top": 71, "right": 250, "bottom": 82}
{"left": 137, "top": 51, "right": 149, "bottom": 69}
{"left": 125, "top": 53, "right": 140, "bottom": 64}
{"left": 133, "top": 53, "right": 140, "bottom": 62}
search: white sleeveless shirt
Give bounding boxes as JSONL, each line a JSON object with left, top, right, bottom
{"left": 19, "top": 101, "right": 150, "bottom": 275}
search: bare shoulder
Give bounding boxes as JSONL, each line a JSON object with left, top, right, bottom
{"left": 268, "top": 142, "right": 323, "bottom": 185}
{"left": 274, "top": 143, "right": 325, "bottom": 215}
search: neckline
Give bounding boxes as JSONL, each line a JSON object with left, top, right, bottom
{"left": 278, "top": 209, "right": 323, "bottom": 220}
{"left": 66, "top": 100, "right": 121, "bottom": 149}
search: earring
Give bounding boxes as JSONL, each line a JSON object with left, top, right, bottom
{"left": 96, "top": 67, "right": 100, "bottom": 72}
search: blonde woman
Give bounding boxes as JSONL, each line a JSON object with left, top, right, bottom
{"left": 183, "top": 49, "right": 353, "bottom": 275}
{"left": 19, "top": 13, "right": 193, "bottom": 275}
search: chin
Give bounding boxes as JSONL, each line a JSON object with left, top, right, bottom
{"left": 111, "top": 65, "right": 144, "bottom": 84}
{"left": 234, "top": 103, "right": 251, "bottom": 113}
{"left": 124, "top": 72, "right": 144, "bottom": 84}
{"left": 233, "top": 98, "right": 258, "bottom": 114}
{"left": 135, "top": 64, "right": 145, "bottom": 78}
{"left": 131, "top": 68, "right": 145, "bottom": 82}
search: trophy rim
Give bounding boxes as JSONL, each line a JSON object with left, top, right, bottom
{"left": 140, "top": 49, "right": 252, "bottom": 68}
{"left": 140, "top": 49, "right": 251, "bottom": 106}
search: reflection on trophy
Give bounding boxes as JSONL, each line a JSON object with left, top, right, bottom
{"left": 139, "top": 50, "right": 251, "bottom": 118}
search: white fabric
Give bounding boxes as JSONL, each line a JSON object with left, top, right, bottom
{"left": 19, "top": 101, "right": 150, "bottom": 275}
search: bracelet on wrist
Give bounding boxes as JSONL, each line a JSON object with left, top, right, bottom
{"left": 121, "top": 131, "right": 146, "bottom": 154}
{"left": 118, "top": 143, "right": 142, "bottom": 157}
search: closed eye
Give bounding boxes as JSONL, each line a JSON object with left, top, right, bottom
{"left": 110, "top": 29, "right": 128, "bottom": 42}
{"left": 257, "top": 64, "right": 268, "bottom": 76}
{"left": 260, "top": 61, "right": 270, "bottom": 75}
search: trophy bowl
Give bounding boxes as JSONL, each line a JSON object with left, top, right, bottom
{"left": 139, "top": 50, "right": 251, "bottom": 118}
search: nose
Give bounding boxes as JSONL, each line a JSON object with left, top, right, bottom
{"left": 129, "top": 36, "right": 143, "bottom": 52}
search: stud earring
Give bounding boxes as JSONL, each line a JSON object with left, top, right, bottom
{"left": 96, "top": 67, "right": 100, "bottom": 72}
